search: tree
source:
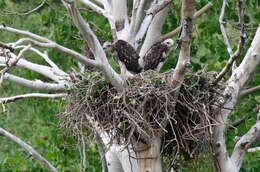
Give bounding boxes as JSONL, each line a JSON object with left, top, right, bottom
{"left": 0, "top": 0, "right": 259, "bottom": 171}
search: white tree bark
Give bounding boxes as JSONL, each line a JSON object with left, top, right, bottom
{"left": 213, "top": 25, "right": 260, "bottom": 172}
{"left": 0, "top": 127, "right": 57, "bottom": 172}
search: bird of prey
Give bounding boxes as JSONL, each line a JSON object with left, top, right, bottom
{"left": 103, "top": 40, "right": 142, "bottom": 79}
{"left": 113, "top": 40, "right": 142, "bottom": 74}
{"left": 142, "top": 39, "right": 174, "bottom": 72}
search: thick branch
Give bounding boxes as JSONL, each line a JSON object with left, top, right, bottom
{"left": 130, "top": 0, "right": 154, "bottom": 41}
{"left": 0, "top": 41, "right": 15, "bottom": 52}
{"left": 0, "top": 93, "right": 66, "bottom": 104}
{"left": 62, "top": 0, "right": 124, "bottom": 91}
{"left": 4, "top": 73, "right": 66, "bottom": 91}
{"left": 135, "top": 0, "right": 169, "bottom": 49}
{"left": 0, "top": 55, "right": 69, "bottom": 83}
{"left": 139, "top": 0, "right": 170, "bottom": 59}
{"left": 95, "top": 133, "right": 108, "bottom": 172}
{"left": 212, "top": 26, "right": 260, "bottom": 172}
{"left": 171, "top": 0, "right": 194, "bottom": 84}
{"left": 248, "top": 147, "right": 260, "bottom": 152}
{"left": 231, "top": 119, "right": 260, "bottom": 169}
{"left": 162, "top": 2, "right": 213, "bottom": 40}
{"left": 0, "top": 127, "right": 57, "bottom": 172}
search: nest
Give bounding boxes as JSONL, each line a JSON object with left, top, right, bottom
{"left": 60, "top": 69, "right": 225, "bottom": 162}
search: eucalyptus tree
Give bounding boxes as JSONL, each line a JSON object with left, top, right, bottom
{"left": 0, "top": 0, "right": 259, "bottom": 172}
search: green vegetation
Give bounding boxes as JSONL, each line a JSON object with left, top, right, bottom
{"left": 0, "top": 0, "right": 259, "bottom": 171}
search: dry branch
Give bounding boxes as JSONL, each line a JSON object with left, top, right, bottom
{"left": 0, "top": 127, "right": 57, "bottom": 172}
{"left": 240, "top": 85, "right": 260, "bottom": 98}
{"left": 0, "top": 93, "right": 66, "bottom": 104}
{"left": 213, "top": 0, "right": 246, "bottom": 85}
{"left": 2, "top": 0, "right": 47, "bottom": 16}
{"left": 162, "top": 2, "right": 213, "bottom": 40}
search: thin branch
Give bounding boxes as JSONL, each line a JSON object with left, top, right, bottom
{"left": 146, "top": 0, "right": 172, "bottom": 16}
{"left": 0, "top": 44, "right": 31, "bottom": 86}
{"left": 239, "top": 86, "right": 260, "bottom": 98}
{"left": 2, "top": 0, "right": 47, "bottom": 16}
{"left": 0, "top": 93, "right": 66, "bottom": 104}
{"left": 0, "top": 127, "right": 57, "bottom": 172}
{"left": 13, "top": 38, "right": 99, "bottom": 67}
{"left": 219, "top": 0, "right": 233, "bottom": 56}
{"left": 212, "top": 0, "right": 246, "bottom": 85}
{"left": 0, "top": 26, "right": 51, "bottom": 43}
{"left": 80, "top": 0, "right": 108, "bottom": 18}
{"left": 162, "top": 2, "right": 213, "bottom": 40}
{"left": 227, "top": 115, "right": 248, "bottom": 130}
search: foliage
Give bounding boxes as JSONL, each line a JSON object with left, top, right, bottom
{"left": 0, "top": 0, "right": 259, "bottom": 171}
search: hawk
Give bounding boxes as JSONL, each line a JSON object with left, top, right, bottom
{"left": 142, "top": 39, "right": 174, "bottom": 72}
{"left": 104, "top": 40, "right": 142, "bottom": 77}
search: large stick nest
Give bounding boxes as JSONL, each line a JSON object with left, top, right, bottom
{"left": 61, "top": 69, "right": 225, "bottom": 159}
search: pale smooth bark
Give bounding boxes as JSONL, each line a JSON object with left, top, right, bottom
{"left": 213, "top": 25, "right": 260, "bottom": 172}
{"left": 0, "top": 93, "right": 66, "bottom": 103}
{"left": 62, "top": 0, "right": 124, "bottom": 91}
{"left": 0, "top": 127, "right": 57, "bottom": 172}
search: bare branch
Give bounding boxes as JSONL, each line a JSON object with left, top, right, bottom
{"left": 0, "top": 44, "right": 31, "bottom": 86}
{"left": 139, "top": 1, "right": 170, "bottom": 59}
{"left": 212, "top": 26, "right": 260, "bottom": 171}
{"left": 231, "top": 119, "right": 260, "bottom": 169}
{"left": 0, "top": 93, "right": 66, "bottom": 104}
{"left": 3, "top": 73, "right": 67, "bottom": 91}
{"left": 212, "top": 0, "right": 246, "bottom": 85}
{"left": 162, "top": 2, "right": 213, "bottom": 40}
{"left": 80, "top": 0, "right": 108, "bottom": 18}
{"left": 95, "top": 133, "right": 108, "bottom": 172}
{"left": 62, "top": 0, "right": 124, "bottom": 91}
{"left": 0, "top": 41, "right": 15, "bottom": 52}
{"left": 240, "top": 86, "right": 260, "bottom": 98}
{"left": 219, "top": 0, "right": 233, "bottom": 56}
{"left": 135, "top": 0, "right": 170, "bottom": 48}
{"left": 146, "top": 0, "right": 171, "bottom": 16}
{"left": 130, "top": 0, "right": 154, "bottom": 41}
{"left": 227, "top": 115, "right": 248, "bottom": 130}
{"left": 0, "top": 26, "right": 51, "bottom": 43}
{"left": 2, "top": 0, "right": 47, "bottom": 16}
{"left": 0, "top": 127, "right": 57, "bottom": 172}
{"left": 248, "top": 147, "right": 260, "bottom": 152}
{"left": 172, "top": 0, "right": 194, "bottom": 84}
{"left": 12, "top": 38, "right": 99, "bottom": 67}
{"left": 0, "top": 56, "right": 69, "bottom": 83}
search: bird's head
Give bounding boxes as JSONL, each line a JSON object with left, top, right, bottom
{"left": 163, "top": 39, "right": 174, "bottom": 48}
{"left": 102, "top": 41, "right": 114, "bottom": 53}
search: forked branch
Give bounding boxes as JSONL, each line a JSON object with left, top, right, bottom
{"left": 213, "top": 0, "right": 246, "bottom": 84}
{"left": 62, "top": 0, "right": 124, "bottom": 91}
